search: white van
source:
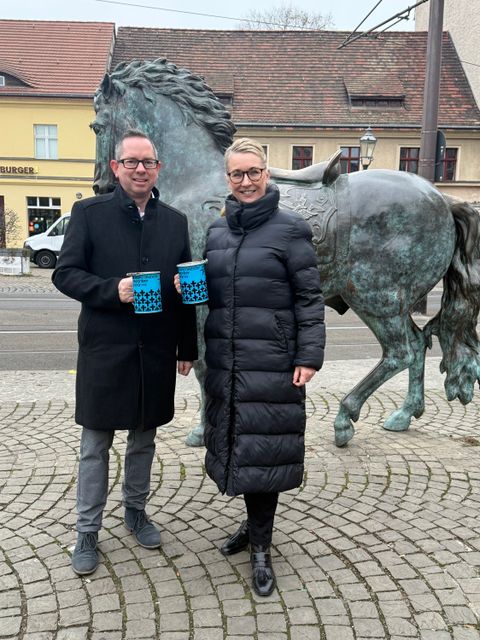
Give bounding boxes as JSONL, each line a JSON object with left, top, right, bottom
{"left": 23, "top": 213, "right": 70, "bottom": 269}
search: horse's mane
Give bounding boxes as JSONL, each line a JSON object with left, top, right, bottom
{"left": 101, "top": 58, "right": 236, "bottom": 152}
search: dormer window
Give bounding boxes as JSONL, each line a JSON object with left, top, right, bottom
{"left": 203, "top": 72, "right": 234, "bottom": 111}
{"left": 350, "top": 97, "right": 404, "bottom": 108}
{"left": 0, "top": 69, "right": 34, "bottom": 88}
{"left": 343, "top": 76, "right": 405, "bottom": 110}
{"left": 216, "top": 93, "right": 233, "bottom": 108}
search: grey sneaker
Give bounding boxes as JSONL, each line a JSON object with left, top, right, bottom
{"left": 71, "top": 532, "right": 99, "bottom": 576}
{"left": 125, "top": 508, "right": 161, "bottom": 549}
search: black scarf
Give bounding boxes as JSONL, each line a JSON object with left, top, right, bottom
{"left": 225, "top": 183, "right": 280, "bottom": 234}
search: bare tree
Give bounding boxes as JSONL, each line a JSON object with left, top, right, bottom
{"left": 239, "top": 3, "right": 333, "bottom": 30}
{"left": 0, "top": 207, "right": 20, "bottom": 249}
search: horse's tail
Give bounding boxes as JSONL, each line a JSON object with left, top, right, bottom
{"left": 424, "top": 199, "right": 480, "bottom": 404}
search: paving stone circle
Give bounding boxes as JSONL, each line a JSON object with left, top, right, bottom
{"left": 1, "top": 376, "right": 480, "bottom": 639}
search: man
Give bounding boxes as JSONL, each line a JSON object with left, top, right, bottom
{"left": 53, "top": 129, "right": 197, "bottom": 576}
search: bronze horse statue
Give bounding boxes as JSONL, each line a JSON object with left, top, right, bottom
{"left": 91, "top": 58, "right": 480, "bottom": 447}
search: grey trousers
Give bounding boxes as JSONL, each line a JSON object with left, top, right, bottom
{"left": 76, "top": 426, "right": 157, "bottom": 532}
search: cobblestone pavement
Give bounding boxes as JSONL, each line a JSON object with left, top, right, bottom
{"left": 2, "top": 269, "right": 480, "bottom": 639}
{"left": 2, "top": 360, "right": 480, "bottom": 640}
{"left": 0, "top": 266, "right": 62, "bottom": 295}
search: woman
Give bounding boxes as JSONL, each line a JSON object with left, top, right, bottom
{"left": 178, "top": 138, "right": 325, "bottom": 596}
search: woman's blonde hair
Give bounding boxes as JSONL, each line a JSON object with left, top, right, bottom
{"left": 224, "top": 137, "right": 267, "bottom": 171}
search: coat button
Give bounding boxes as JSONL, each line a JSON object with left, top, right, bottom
{"left": 142, "top": 256, "right": 149, "bottom": 264}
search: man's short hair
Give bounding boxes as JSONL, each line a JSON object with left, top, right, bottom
{"left": 224, "top": 137, "right": 267, "bottom": 171}
{"left": 115, "top": 129, "right": 158, "bottom": 160}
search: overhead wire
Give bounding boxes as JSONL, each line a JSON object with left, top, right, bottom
{"left": 338, "top": 0, "right": 428, "bottom": 49}
{"left": 95, "top": 0, "right": 314, "bottom": 29}
{"left": 350, "top": 0, "right": 384, "bottom": 36}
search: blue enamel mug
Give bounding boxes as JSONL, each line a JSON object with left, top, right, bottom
{"left": 177, "top": 260, "right": 208, "bottom": 304}
{"left": 129, "top": 271, "right": 162, "bottom": 314}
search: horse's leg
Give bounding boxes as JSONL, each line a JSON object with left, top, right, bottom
{"left": 383, "top": 316, "right": 427, "bottom": 432}
{"left": 185, "top": 305, "right": 208, "bottom": 447}
{"left": 185, "top": 358, "right": 206, "bottom": 447}
{"left": 334, "top": 312, "right": 414, "bottom": 447}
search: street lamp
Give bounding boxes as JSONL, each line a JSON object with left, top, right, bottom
{"left": 359, "top": 126, "right": 377, "bottom": 170}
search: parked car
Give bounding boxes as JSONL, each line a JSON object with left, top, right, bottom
{"left": 23, "top": 213, "right": 70, "bottom": 269}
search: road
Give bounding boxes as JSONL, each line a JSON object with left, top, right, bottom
{"left": 0, "top": 267, "right": 443, "bottom": 370}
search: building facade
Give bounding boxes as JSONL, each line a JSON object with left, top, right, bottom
{"left": 0, "top": 20, "right": 115, "bottom": 245}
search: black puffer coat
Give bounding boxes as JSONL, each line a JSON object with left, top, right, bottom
{"left": 204, "top": 184, "right": 325, "bottom": 496}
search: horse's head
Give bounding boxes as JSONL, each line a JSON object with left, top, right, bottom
{"left": 91, "top": 59, "right": 236, "bottom": 196}
{"left": 90, "top": 73, "right": 133, "bottom": 194}
{"left": 91, "top": 75, "right": 116, "bottom": 194}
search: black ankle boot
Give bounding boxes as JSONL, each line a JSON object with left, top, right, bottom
{"left": 251, "top": 544, "right": 276, "bottom": 596}
{"left": 220, "top": 520, "right": 250, "bottom": 556}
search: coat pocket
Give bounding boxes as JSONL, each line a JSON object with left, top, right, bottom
{"left": 274, "top": 314, "right": 289, "bottom": 351}
{"left": 78, "top": 308, "right": 93, "bottom": 346}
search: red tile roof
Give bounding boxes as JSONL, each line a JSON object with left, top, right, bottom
{"left": 0, "top": 20, "right": 115, "bottom": 98}
{"left": 112, "top": 28, "right": 480, "bottom": 128}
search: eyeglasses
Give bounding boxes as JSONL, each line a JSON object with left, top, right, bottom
{"left": 227, "top": 167, "right": 266, "bottom": 184}
{"left": 118, "top": 158, "right": 159, "bottom": 169}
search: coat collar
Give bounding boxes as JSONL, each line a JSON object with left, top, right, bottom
{"left": 225, "top": 183, "right": 280, "bottom": 233}
{"left": 115, "top": 184, "right": 160, "bottom": 217}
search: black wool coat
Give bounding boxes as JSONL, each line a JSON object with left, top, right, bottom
{"left": 52, "top": 185, "right": 197, "bottom": 431}
{"left": 204, "top": 184, "right": 325, "bottom": 496}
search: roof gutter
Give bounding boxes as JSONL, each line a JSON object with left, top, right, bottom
{"left": 0, "top": 92, "right": 95, "bottom": 99}
{"left": 236, "top": 122, "right": 480, "bottom": 130}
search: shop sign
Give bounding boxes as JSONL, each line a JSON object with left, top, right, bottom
{"left": 0, "top": 165, "right": 38, "bottom": 175}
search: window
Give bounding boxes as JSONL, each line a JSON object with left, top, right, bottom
{"left": 49, "top": 216, "right": 69, "bottom": 237}
{"left": 262, "top": 145, "right": 269, "bottom": 163}
{"left": 399, "top": 147, "right": 458, "bottom": 180}
{"left": 350, "top": 97, "right": 404, "bottom": 108}
{"left": 34, "top": 125, "right": 58, "bottom": 159}
{"left": 399, "top": 147, "right": 420, "bottom": 174}
{"left": 216, "top": 93, "right": 233, "bottom": 107}
{"left": 340, "top": 146, "right": 360, "bottom": 174}
{"left": 439, "top": 148, "right": 458, "bottom": 182}
{"left": 27, "top": 196, "right": 61, "bottom": 235}
{"left": 292, "top": 146, "right": 313, "bottom": 170}
{"left": 0, "top": 76, "right": 5, "bottom": 87}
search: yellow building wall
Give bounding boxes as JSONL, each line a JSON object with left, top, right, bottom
{"left": 0, "top": 96, "right": 97, "bottom": 246}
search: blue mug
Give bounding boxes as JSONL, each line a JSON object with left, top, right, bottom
{"left": 129, "top": 271, "right": 162, "bottom": 314}
{"left": 177, "top": 260, "right": 208, "bottom": 304}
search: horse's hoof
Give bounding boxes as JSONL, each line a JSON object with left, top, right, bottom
{"left": 185, "top": 426, "right": 205, "bottom": 447}
{"left": 413, "top": 404, "right": 425, "bottom": 419}
{"left": 383, "top": 409, "right": 411, "bottom": 432}
{"left": 334, "top": 422, "right": 355, "bottom": 447}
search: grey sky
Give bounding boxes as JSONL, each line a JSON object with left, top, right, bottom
{"left": 2, "top": 0, "right": 418, "bottom": 31}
